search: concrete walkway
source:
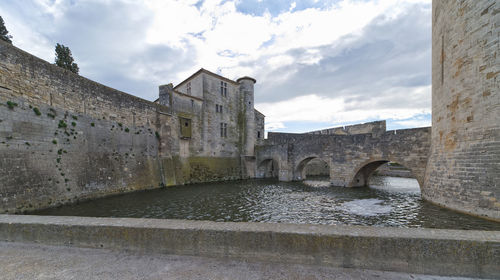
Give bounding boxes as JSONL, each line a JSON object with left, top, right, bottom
{"left": 0, "top": 242, "right": 482, "bottom": 280}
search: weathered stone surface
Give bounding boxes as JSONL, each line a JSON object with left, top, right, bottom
{"left": 0, "top": 41, "right": 170, "bottom": 214}
{"left": 0, "top": 215, "right": 498, "bottom": 278}
{"left": 424, "top": 0, "right": 500, "bottom": 221}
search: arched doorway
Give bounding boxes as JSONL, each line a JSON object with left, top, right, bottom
{"left": 256, "top": 159, "right": 279, "bottom": 179}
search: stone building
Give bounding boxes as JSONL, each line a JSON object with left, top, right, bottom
{"left": 156, "top": 68, "right": 265, "bottom": 176}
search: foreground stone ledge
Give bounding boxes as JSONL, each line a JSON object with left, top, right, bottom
{"left": 0, "top": 215, "right": 499, "bottom": 278}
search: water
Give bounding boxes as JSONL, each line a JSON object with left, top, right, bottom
{"left": 32, "top": 176, "right": 500, "bottom": 230}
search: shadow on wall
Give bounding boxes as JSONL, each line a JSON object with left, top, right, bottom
{"left": 304, "top": 158, "right": 330, "bottom": 177}
{"left": 293, "top": 157, "right": 331, "bottom": 181}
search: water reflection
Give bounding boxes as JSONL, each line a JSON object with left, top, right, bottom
{"left": 31, "top": 176, "right": 500, "bottom": 230}
{"left": 368, "top": 176, "right": 421, "bottom": 194}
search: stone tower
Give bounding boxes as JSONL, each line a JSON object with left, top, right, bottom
{"left": 424, "top": 0, "right": 499, "bottom": 220}
{"left": 158, "top": 83, "right": 173, "bottom": 108}
{"left": 237, "top": 76, "right": 257, "bottom": 156}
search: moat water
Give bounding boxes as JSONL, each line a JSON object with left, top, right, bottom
{"left": 33, "top": 176, "right": 500, "bottom": 230}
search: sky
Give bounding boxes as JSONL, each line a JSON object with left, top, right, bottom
{"left": 0, "top": 0, "right": 432, "bottom": 133}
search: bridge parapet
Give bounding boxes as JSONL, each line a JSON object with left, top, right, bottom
{"left": 306, "top": 120, "right": 386, "bottom": 137}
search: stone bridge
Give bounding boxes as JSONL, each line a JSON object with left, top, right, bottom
{"left": 255, "top": 123, "right": 431, "bottom": 188}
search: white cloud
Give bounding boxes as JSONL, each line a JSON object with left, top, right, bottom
{"left": 393, "top": 119, "right": 431, "bottom": 128}
{"left": 257, "top": 85, "right": 431, "bottom": 127}
{"left": 0, "top": 0, "right": 432, "bottom": 131}
{"left": 265, "top": 122, "right": 285, "bottom": 131}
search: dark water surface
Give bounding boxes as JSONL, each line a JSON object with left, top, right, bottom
{"left": 32, "top": 176, "right": 500, "bottom": 230}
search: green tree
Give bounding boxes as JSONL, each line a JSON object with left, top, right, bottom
{"left": 0, "top": 16, "right": 13, "bottom": 44}
{"left": 54, "top": 43, "right": 79, "bottom": 74}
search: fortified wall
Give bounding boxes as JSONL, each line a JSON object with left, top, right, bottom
{"left": 0, "top": 41, "right": 262, "bottom": 213}
{"left": 0, "top": 40, "right": 171, "bottom": 213}
{"left": 424, "top": 0, "right": 499, "bottom": 221}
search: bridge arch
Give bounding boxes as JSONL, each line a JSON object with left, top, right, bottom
{"left": 293, "top": 156, "right": 329, "bottom": 181}
{"left": 256, "top": 158, "right": 279, "bottom": 179}
{"left": 348, "top": 158, "right": 421, "bottom": 188}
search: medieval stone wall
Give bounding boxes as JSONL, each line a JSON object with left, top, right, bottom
{"left": 424, "top": 0, "right": 499, "bottom": 221}
{"left": 0, "top": 40, "right": 173, "bottom": 213}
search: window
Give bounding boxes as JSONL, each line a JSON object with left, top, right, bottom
{"left": 216, "top": 104, "right": 223, "bottom": 113}
{"left": 220, "top": 122, "right": 227, "bottom": 138}
{"left": 220, "top": 105, "right": 223, "bottom": 114}
{"left": 186, "top": 82, "right": 191, "bottom": 94}
{"left": 220, "top": 81, "right": 227, "bottom": 97}
{"left": 191, "top": 99, "right": 194, "bottom": 108}
{"left": 180, "top": 118, "right": 191, "bottom": 139}
{"left": 257, "top": 131, "right": 261, "bottom": 139}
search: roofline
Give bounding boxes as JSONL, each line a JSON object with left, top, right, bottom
{"left": 173, "top": 90, "right": 204, "bottom": 101}
{"left": 254, "top": 108, "right": 265, "bottom": 117}
{"left": 173, "top": 68, "right": 239, "bottom": 90}
{"left": 237, "top": 76, "right": 256, "bottom": 83}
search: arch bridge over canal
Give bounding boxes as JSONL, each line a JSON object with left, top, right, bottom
{"left": 255, "top": 121, "right": 431, "bottom": 188}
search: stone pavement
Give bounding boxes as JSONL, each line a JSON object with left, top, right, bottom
{"left": 0, "top": 242, "right": 482, "bottom": 280}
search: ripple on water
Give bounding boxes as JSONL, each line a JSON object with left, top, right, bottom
{"left": 341, "top": 199, "right": 393, "bottom": 217}
{"left": 30, "top": 177, "right": 500, "bottom": 231}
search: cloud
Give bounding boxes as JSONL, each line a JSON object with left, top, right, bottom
{"left": 0, "top": 0, "right": 432, "bottom": 131}
{"left": 259, "top": 85, "right": 430, "bottom": 126}
{"left": 254, "top": 3, "right": 431, "bottom": 102}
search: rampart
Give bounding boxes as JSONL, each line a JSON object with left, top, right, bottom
{"left": 0, "top": 40, "right": 175, "bottom": 213}
{"left": 0, "top": 41, "right": 250, "bottom": 213}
